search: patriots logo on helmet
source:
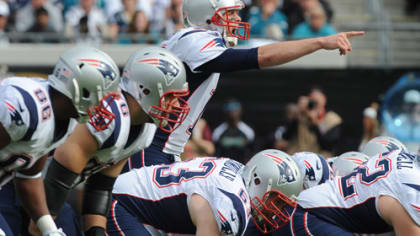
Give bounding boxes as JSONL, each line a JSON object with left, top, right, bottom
{"left": 304, "top": 161, "right": 316, "bottom": 181}
{"left": 277, "top": 161, "right": 296, "bottom": 184}
{"left": 138, "top": 58, "right": 180, "bottom": 86}
{"left": 5, "top": 101, "right": 24, "bottom": 126}
{"left": 376, "top": 140, "right": 400, "bottom": 155}
{"left": 78, "top": 59, "right": 117, "bottom": 82}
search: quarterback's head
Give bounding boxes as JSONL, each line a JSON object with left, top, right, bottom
{"left": 182, "top": 0, "right": 250, "bottom": 46}
{"left": 241, "top": 149, "right": 303, "bottom": 234}
{"left": 120, "top": 46, "right": 190, "bottom": 133}
{"left": 48, "top": 46, "right": 120, "bottom": 131}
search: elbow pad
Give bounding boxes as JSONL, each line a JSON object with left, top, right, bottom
{"left": 44, "top": 159, "right": 80, "bottom": 216}
{"left": 82, "top": 172, "right": 116, "bottom": 217}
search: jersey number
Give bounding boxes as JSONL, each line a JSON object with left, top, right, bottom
{"left": 153, "top": 159, "right": 216, "bottom": 188}
{"left": 340, "top": 155, "right": 392, "bottom": 199}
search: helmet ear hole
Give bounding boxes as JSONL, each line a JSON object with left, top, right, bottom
{"left": 254, "top": 178, "right": 261, "bottom": 185}
{"left": 82, "top": 88, "right": 90, "bottom": 98}
{"left": 206, "top": 19, "right": 211, "bottom": 25}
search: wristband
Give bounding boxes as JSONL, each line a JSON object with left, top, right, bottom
{"left": 36, "top": 215, "right": 57, "bottom": 234}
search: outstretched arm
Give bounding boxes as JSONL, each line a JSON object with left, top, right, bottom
{"left": 197, "top": 32, "right": 365, "bottom": 72}
{"left": 258, "top": 32, "right": 365, "bottom": 68}
{"left": 378, "top": 195, "right": 420, "bottom": 236}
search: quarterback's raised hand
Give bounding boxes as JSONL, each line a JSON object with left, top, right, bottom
{"left": 320, "top": 31, "right": 365, "bottom": 55}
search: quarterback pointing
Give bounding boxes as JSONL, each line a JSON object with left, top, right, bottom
{"left": 0, "top": 46, "right": 120, "bottom": 235}
{"left": 125, "top": 0, "right": 365, "bottom": 172}
{"left": 28, "top": 47, "right": 190, "bottom": 236}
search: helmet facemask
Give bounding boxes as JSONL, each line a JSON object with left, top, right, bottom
{"left": 211, "top": 6, "right": 250, "bottom": 45}
{"left": 251, "top": 190, "right": 297, "bottom": 234}
{"left": 87, "top": 92, "right": 120, "bottom": 131}
{"left": 149, "top": 85, "right": 190, "bottom": 133}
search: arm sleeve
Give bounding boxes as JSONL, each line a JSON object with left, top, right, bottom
{"left": 196, "top": 48, "right": 259, "bottom": 73}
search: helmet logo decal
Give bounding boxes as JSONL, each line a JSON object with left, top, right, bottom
{"left": 78, "top": 59, "right": 117, "bottom": 82}
{"left": 343, "top": 157, "right": 364, "bottom": 165}
{"left": 200, "top": 38, "right": 225, "bottom": 52}
{"left": 376, "top": 140, "right": 399, "bottom": 154}
{"left": 138, "top": 58, "right": 180, "bottom": 86}
{"left": 304, "top": 161, "right": 316, "bottom": 181}
{"left": 277, "top": 162, "right": 296, "bottom": 184}
{"left": 264, "top": 153, "right": 283, "bottom": 164}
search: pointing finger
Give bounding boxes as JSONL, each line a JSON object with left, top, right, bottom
{"left": 345, "top": 31, "right": 365, "bottom": 38}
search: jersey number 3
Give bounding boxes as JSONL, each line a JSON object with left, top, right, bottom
{"left": 340, "top": 155, "right": 392, "bottom": 200}
{"left": 153, "top": 159, "right": 216, "bottom": 188}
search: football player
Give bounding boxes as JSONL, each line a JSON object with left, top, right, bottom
{"left": 244, "top": 151, "right": 334, "bottom": 236}
{"left": 123, "top": 0, "right": 365, "bottom": 174}
{"left": 288, "top": 149, "right": 420, "bottom": 235}
{"left": 106, "top": 149, "right": 303, "bottom": 235}
{"left": 30, "top": 47, "right": 190, "bottom": 236}
{"left": 0, "top": 46, "right": 120, "bottom": 235}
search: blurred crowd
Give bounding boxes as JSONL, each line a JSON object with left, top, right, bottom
{"left": 0, "top": 0, "right": 340, "bottom": 45}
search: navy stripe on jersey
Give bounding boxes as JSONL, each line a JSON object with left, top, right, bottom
{"left": 124, "top": 124, "right": 143, "bottom": 149}
{"left": 304, "top": 197, "right": 392, "bottom": 234}
{"left": 404, "top": 183, "right": 420, "bottom": 191}
{"left": 113, "top": 193, "right": 196, "bottom": 234}
{"left": 317, "top": 154, "right": 330, "bottom": 185}
{"left": 179, "top": 30, "right": 206, "bottom": 40}
{"left": 12, "top": 86, "right": 38, "bottom": 141}
{"left": 218, "top": 188, "right": 247, "bottom": 236}
{"left": 101, "top": 101, "right": 121, "bottom": 149}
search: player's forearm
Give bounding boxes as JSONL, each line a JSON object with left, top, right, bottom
{"left": 15, "top": 177, "right": 50, "bottom": 221}
{"left": 83, "top": 214, "right": 107, "bottom": 232}
{"left": 258, "top": 37, "right": 323, "bottom": 68}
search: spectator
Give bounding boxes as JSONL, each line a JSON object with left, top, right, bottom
{"left": 108, "top": 0, "right": 138, "bottom": 41}
{"left": 164, "top": 0, "right": 183, "bottom": 37}
{"left": 149, "top": 0, "right": 171, "bottom": 37}
{"left": 286, "top": 87, "right": 342, "bottom": 157}
{"left": 182, "top": 118, "right": 215, "bottom": 160}
{"left": 65, "top": 0, "right": 108, "bottom": 44}
{"left": 390, "top": 89, "right": 420, "bottom": 142}
{"left": 26, "top": 6, "right": 53, "bottom": 32}
{"left": 15, "top": 0, "right": 63, "bottom": 33}
{"left": 0, "top": 0, "right": 9, "bottom": 45}
{"left": 358, "top": 103, "right": 380, "bottom": 152}
{"left": 248, "top": 0, "right": 288, "bottom": 40}
{"left": 281, "top": 0, "right": 333, "bottom": 35}
{"left": 59, "top": 0, "right": 106, "bottom": 15}
{"left": 117, "top": 10, "right": 152, "bottom": 44}
{"left": 292, "top": 5, "right": 336, "bottom": 39}
{"left": 274, "top": 102, "right": 298, "bottom": 151}
{"left": 213, "top": 99, "right": 255, "bottom": 164}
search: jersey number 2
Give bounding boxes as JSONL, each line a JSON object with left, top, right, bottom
{"left": 153, "top": 159, "right": 216, "bottom": 188}
{"left": 340, "top": 155, "right": 392, "bottom": 199}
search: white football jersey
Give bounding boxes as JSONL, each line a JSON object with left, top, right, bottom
{"left": 0, "top": 77, "right": 77, "bottom": 186}
{"left": 112, "top": 157, "right": 251, "bottom": 236}
{"left": 81, "top": 93, "right": 157, "bottom": 180}
{"left": 154, "top": 28, "right": 227, "bottom": 155}
{"left": 298, "top": 150, "right": 420, "bottom": 234}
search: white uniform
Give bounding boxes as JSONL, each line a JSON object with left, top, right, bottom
{"left": 79, "top": 93, "right": 157, "bottom": 181}
{"left": 0, "top": 77, "right": 77, "bottom": 186}
{"left": 298, "top": 150, "right": 420, "bottom": 234}
{"left": 111, "top": 157, "right": 251, "bottom": 236}
{"left": 153, "top": 28, "right": 227, "bottom": 156}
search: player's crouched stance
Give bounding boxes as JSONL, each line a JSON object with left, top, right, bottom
{"left": 105, "top": 149, "right": 303, "bottom": 235}
{"left": 0, "top": 47, "right": 120, "bottom": 235}
{"left": 31, "top": 47, "right": 190, "bottom": 236}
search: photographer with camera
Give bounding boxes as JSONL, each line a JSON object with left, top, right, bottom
{"left": 282, "top": 86, "right": 342, "bottom": 157}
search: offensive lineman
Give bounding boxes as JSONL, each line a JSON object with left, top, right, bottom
{"left": 0, "top": 46, "right": 120, "bottom": 235}
{"left": 124, "top": 0, "right": 365, "bottom": 173}
{"left": 27, "top": 47, "right": 190, "bottom": 236}
{"left": 106, "top": 149, "right": 303, "bottom": 235}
